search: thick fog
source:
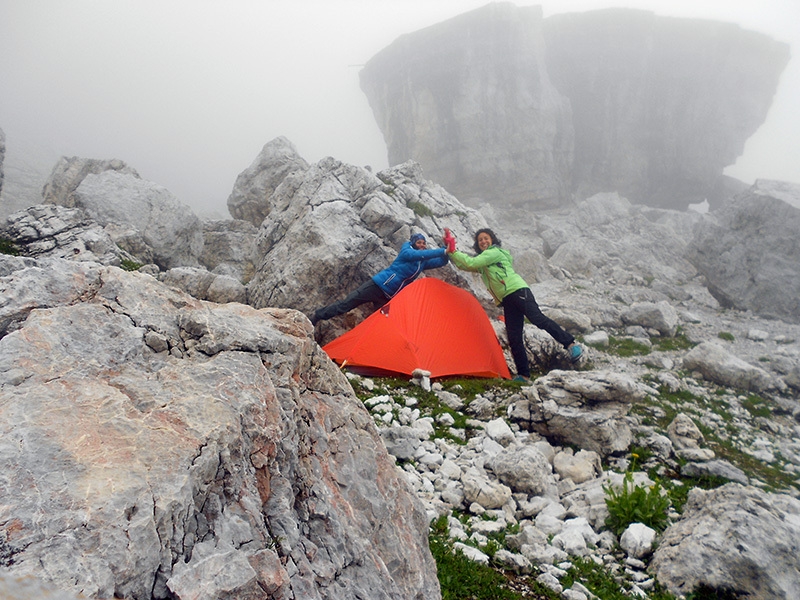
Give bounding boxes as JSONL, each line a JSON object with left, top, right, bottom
{"left": 1, "top": 0, "right": 798, "bottom": 217}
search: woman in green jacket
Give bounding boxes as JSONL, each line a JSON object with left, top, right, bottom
{"left": 448, "top": 228, "right": 583, "bottom": 381}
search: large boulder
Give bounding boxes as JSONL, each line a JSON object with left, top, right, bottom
{"left": 0, "top": 127, "right": 5, "bottom": 199}
{"left": 42, "top": 155, "right": 140, "bottom": 206}
{"left": 226, "top": 136, "right": 310, "bottom": 227}
{"left": 688, "top": 180, "right": 800, "bottom": 324}
{"left": 68, "top": 170, "right": 204, "bottom": 270}
{"left": 509, "top": 370, "right": 643, "bottom": 456}
{"left": 542, "top": 9, "right": 789, "bottom": 209}
{"left": 650, "top": 484, "right": 800, "bottom": 599}
{"left": 0, "top": 204, "right": 131, "bottom": 266}
{"left": 360, "top": 3, "right": 573, "bottom": 209}
{"left": 538, "top": 192, "right": 700, "bottom": 283}
{"left": 200, "top": 219, "right": 258, "bottom": 283}
{"left": 0, "top": 255, "right": 441, "bottom": 600}
{"left": 360, "top": 5, "right": 789, "bottom": 211}
{"left": 243, "top": 142, "right": 491, "bottom": 343}
{"left": 682, "top": 341, "right": 775, "bottom": 392}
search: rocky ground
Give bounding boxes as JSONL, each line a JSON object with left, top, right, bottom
{"left": 343, "top": 271, "right": 800, "bottom": 599}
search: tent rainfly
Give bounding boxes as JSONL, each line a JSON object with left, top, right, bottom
{"left": 322, "top": 278, "right": 511, "bottom": 379}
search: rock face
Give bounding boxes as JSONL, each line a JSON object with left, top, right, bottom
{"left": 360, "top": 3, "right": 789, "bottom": 210}
{"left": 0, "top": 256, "right": 440, "bottom": 600}
{"left": 0, "top": 127, "right": 5, "bottom": 198}
{"left": 42, "top": 155, "right": 140, "bottom": 206}
{"left": 360, "top": 4, "right": 572, "bottom": 209}
{"left": 688, "top": 180, "right": 800, "bottom": 324}
{"left": 66, "top": 171, "right": 204, "bottom": 270}
{"left": 241, "top": 139, "right": 492, "bottom": 343}
{"left": 650, "top": 484, "right": 800, "bottom": 599}
{"left": 0, "top": 204, "right": 132, "bottom": 266}
{"left": 226, "top": 136, "right": 310, "bottom": 227}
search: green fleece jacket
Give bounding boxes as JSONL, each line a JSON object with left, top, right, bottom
{"left": 449, "top": 245, "right": 528, "bottom": 305}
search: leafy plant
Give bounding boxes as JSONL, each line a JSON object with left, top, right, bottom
{"left": 604, "top": 456, "right": 671, "bottom": 536}
{"left": 717, "top": 331, "right": 735, "bottom": 342}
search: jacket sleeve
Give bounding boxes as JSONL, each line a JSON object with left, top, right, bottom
{"left": 449, "top": 247, "right": 502, "bottom": 271}
{"left": 421, "top": 250, "right": 449, "bottom": 270}
{"left": 395, "top": 244, "right": 447, "bottom": 262}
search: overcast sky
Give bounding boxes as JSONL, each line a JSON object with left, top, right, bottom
{"left": 1, "top": 0, "right": 797, "bottom": 216}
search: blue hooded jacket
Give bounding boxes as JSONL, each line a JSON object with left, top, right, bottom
{"left": 372, "top": 241, "right": 448, "bottom": 298}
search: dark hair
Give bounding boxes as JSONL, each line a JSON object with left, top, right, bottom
{"left": 472, "top": 228, "right": 501, "bottom": 254}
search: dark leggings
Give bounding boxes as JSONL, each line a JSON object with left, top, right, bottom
{"left": 502, "top": 287, "right": 574, "bottom": 377}
{"left": 313, "top": 279, "right": 388, "bottom": 323}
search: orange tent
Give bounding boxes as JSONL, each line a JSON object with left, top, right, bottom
{"left": 322, "top": 278, "right": 511, "bottom": 379}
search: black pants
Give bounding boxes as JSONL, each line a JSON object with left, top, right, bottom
{"left": 312, "top": 279, "right": 388, "bottom": 323}
{"left": 502, "top": 287, "right": 574, "bottom": 377}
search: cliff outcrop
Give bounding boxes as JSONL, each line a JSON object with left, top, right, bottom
{"left": 0, "top": 256, "right": 440, "bottom": 600}
{"left": 360, "top": 3, "right": 789, "bottom": 210}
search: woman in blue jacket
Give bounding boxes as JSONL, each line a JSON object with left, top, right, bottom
{"left": 310, "top": 233, "right": 449, "bottom": 325}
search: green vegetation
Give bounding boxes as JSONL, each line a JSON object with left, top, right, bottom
{"left": 120, "top": 258, "right": 143, "bottom": 271}
{"left": 606, "top": 336, "right": 652, "bottom": 357}
{"left": 562, "top": 558, "right": 676, "bottom": 600}
{"left": 429, "top": 516, "right": 523, "bottom": 600}
{"left": 741, "top": 394, "right": 771, "bottom": 418}
{"left": 717, "top": 331, "right": 735, "bottom": 342}
{"left": 0, "top": 237, "right": 20, "bottom": 256}
{"left": 652, "top": 333, "right": 695, "bottom": 352}
{"left": 407, "top": 201, "right": 433, "bottom": 217}
{"left": 604, "top": 457, "right": 671, "bottom": 536}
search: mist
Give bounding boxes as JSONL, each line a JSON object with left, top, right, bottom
{"left": 1, "top": 0, "right": 798, "bottom": 217}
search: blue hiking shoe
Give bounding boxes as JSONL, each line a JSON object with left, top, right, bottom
{"left": 569, "top": 343, "right": 583, "bottom": 364}
{"left": 512, "top": 375, "right": 531, "bottom": 383}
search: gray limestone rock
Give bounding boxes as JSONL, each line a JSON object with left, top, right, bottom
{"left": 226, "top": 136, "right": 310, "bottom": 227}
{"left": 683, "top": 341, "right": 775, "bottom": 392}
{"left": 0, "top": 204, "right": 129, "bottom": 266}
{"left": 360, "top": 6, "right": 789, "bottom": 211}
{"left": 511, "top": 370, "right": 642, "bottom": 456}
{"left": 688, "top": 180, "right": 800, "bottom": 324}
{"left": 42, "top": 155, "right": 140, "bottom": 206}
{"left": 200, "top": 218, "right": 258, "bottom": 283}
{"left": 360, "top": 3, "right": 573, "bottom": 209}
{"left": 0, "top": 256, "right": 441, "bottom": 600}
{"left": 244, "top": 152, "right": 490, "bottom": 343}
{"left": 69, "top": 170, "right": 204, "bottom": 269}
{"left": 650, "top": 484, "right": 800, "bottom": 599}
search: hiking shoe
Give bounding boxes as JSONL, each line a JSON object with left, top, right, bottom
{"left": 512, "top": 375, "right": 531, "bottom": 383}
{"left": 569, "top": 343, "right": 583, "bottom": 364}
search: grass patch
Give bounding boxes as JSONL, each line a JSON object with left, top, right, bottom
{"left": 717, "top": 331, "right": 735, "bottom": 342}
{"left": 652, "top": 333, "right": 695, "bottom": 352}
{"left": 429, "top": 517, "right": 522, "bottom": 600}
{"left": 741, "top": 394, "right": 771, "bottom": 419}
{"left": 607, "top": 336, "right": 651, "bottom": 357}
{"left": 0, "top": 237, "right": 20, "bottom": 256}
{"left": 120, "top": 258, "right": 143, "bottom": 271}
{"left": 408, "top": 201, "right": 433, "bottom": 217}
{"left": 561, "top": 557, "right": 676, "bottom": 600}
